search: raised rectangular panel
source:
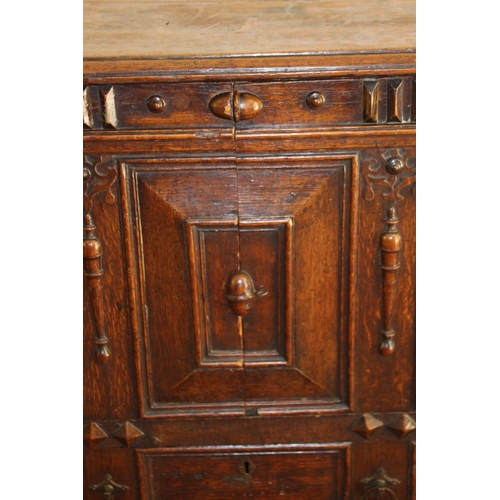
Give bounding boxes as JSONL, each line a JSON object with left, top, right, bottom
{"left": 187, "top": 218, "right": 291, "bottom": 368}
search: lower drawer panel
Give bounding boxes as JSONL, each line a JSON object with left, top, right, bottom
{"left": 138, "top": 444, "right": 349, "bottom": 499}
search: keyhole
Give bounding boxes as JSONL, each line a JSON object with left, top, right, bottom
{"left": 238, "top": 457, "right": 255, "bottom": 479}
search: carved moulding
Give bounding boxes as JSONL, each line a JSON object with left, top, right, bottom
{"left": 386, "top": 413, "right": 416, "bottom": 439}
{"left": 112, "top": 421, "right": 145, "bottom": 447}
{"left": 350, "top": 413, "right": 384, "bottom": 439}
{"left": 363, "top": 79, "right": 415, "bottom": 124}
{"left": 361, "top": 149, "right": 415, "bottom": 356}
{"left": 83, "top": 155, "right": 117, "bottom": 364}
{"left": 83, "top": 422, "right": 108, "bottom": 448}
{"left": 83, "top": 421, "right": 145, "bottom": 448}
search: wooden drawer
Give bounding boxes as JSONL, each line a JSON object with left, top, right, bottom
{"left": 139, "top": 445, "right": 349, "bottom": 499}
{"left": 83, "top": 82, "right": 233, "bottom": 130}
{"left": 234, "top": 78, "right": 415, "bottom": 128}
{"left": 234, "top": 80, "right": 362, "bottom": 128}
{"left": 83, "top": 78, "right": 416, "bottom": 131}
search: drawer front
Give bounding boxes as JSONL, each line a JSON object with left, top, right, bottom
{"left": 234, "top": 78, "right": 415, "bottom": 128}
{"left": 83, "top": 78, "right": 416, "bottom": 131}
{"left": 235, "top": 80, "right": 363, "bottom": 128}
{"left": 139, "top": 445, "right": 348, "bottom": 499}
{"left": 84, "top": 82, "right": 233, "bottom": 130}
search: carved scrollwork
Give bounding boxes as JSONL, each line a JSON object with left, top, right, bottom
{"left": 83, "top": 155, "right": 117, "bottom": 215}
{"left": 83, "top": 156, "right": 117, "bottom": 364}
{"left": 362, "top": 148, "right": 416, "bottom": 205}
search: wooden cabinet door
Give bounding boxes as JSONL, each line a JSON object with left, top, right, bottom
{"left": 235, "top": 155, "right": 357, "bottom": 414}
{"left": 121, "top": 157, "right": 246, "bottom": 416}
{"left": 120, "top": 153, "right": 357, "bottom": 417}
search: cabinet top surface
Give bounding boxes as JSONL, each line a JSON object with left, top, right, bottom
{"left": 83, "top": 0, "right": 415, "bottom": 60}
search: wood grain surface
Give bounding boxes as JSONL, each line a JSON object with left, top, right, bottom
{"left": 84, "top": 0, "right": 415, "bottom": 59}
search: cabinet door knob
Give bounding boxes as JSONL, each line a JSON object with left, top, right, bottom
{"left": 226, "top": 270, "right": 268, "bottom": 316}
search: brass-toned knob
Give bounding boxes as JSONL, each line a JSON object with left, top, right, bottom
{"left": 226, "top": 270, "right": 267, "bottom": 316}
{"left": 306, "top": 92, "right": 325, "bottom": 110}
{"left": 385, "top": 157, "right": 404, "bottom": 175}
{"left": 147, "top": 95, "right": 166, "bottom": 114}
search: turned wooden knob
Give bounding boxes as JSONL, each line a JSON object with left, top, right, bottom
{"left": 385, "top": 157, "right": 404, "bottom": 175}
{"left": 209, "top": 92, "right": 263, "bottom": 121}
{"left": 147, "top": 95, "right": 166, "bottom": 114}
{"left": 209, "top": 92, "right": 233, "bottom": 120}
{"left": 306, "top": 92, "right": 325, "bottom": 110}
{"left": 226, "top": 270, "right": 267, "bottom": 316}
{"left": 233, "top": 91, "right": 263, "bottom": 122}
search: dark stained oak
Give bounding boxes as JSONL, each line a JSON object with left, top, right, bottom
{"left": 139, "top": 444, "right": 349, "bottom": 499}
{"left": 84, "top": 1, "right": 415, "bottom": 498}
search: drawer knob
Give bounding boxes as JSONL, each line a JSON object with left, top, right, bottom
{"left": 385, "top": 157, "right": 404, "bottom": 175}
{"left": 234, "top": 91, "right": 263, "bottom": 122}
{"left": 209, "top": 92, "right": 263, "bottom": 122}
{"left": 209, "top": 92, "right": 233, "bottom": 120}
{"left": 147, "top": 95, "right": 166, "bottom": 114}
{"left": 226, "top": 270, "right": 268, "bottom": 316}
{"left": 306, "top": 91, "right": 326, "bottom": 110}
